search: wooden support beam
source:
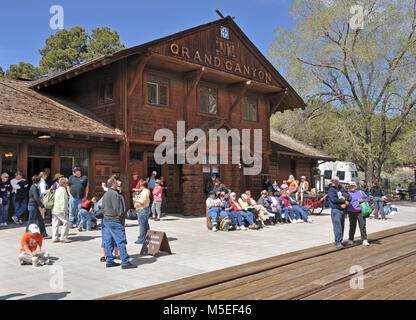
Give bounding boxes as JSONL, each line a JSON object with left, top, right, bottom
{"left": 268, "top": 88, "right": 289, "bottom": 117}
{"left": 128, "top": 52, "right": 152, "bottom": 96}
{"left": 228, "top": 80, "right": 251, "bottom": 119}
{"left": 183, "top": 67, "right": 205, "bottom": 122}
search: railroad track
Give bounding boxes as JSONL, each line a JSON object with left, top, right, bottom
{"left": 98, "top": 224, "right": 416, "bottom": 300}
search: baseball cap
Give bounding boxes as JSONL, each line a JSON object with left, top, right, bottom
{"left": 349, "top": 181, "right": 357, "bottom": 186}
{"left": 211, "top": 173, "right": 216, "bottom": 176}
{"left": 220, "top": 191, "right": 227, "bottom": 197}
{"left": 301, "top": 176, "right": 306, "bottom": 179}
{"left": 152, "top": 171, "right": 157, "bottom": 175}
{"left": 331, "top": 176, "right": 340, "bottom": 182}
{"left": 73, "top": 167, "right": 81, "bottom": 172}
{"left": 28, "top": 224, "right": 40, "bottom": 234}
{"left": 242, "top": 194, "right": 248, "bottom": 199}
{"left": 155, "top": 179, "right": 161, "bottom": 184}
{"left": 209, "top": 190, "right": 216, "bottom": 195}
{"left": 229, "top": 192, "right": 236, "bottom": 197}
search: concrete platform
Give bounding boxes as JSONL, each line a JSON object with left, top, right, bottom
{"left": 1, "top": 202, "right": 415, "bottom": 300}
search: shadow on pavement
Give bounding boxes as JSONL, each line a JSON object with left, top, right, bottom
{"left": 0, "top": 293, "right": 25, "bottom": 300}
{"left": 19, "top": 291, "right": 71, "bottom": 300}
{"left": 67, "top": 235, "right": 101, "bottom": 242}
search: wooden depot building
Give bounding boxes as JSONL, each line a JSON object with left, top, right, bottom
{"left": 0, "top": 16, "right": 331, "bottom": 215}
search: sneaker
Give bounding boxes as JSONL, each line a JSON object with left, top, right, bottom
{"left": 248, "top": 224, "right": 258, "bottom": 230}
{"left": 121, "top": 263, "right": 137, "bottom": 269}
{"left": 3, "top": 223, "right": 7, "bottom": 227}
{"left": 347, "top": 240, "right": 354, "bottom": 246}
{"left": 307, "top": 217, "right": 313, "bottom": 223}
{"left": 106, "top": 262, "right": 121, "bottom": 268}
{"left": 335, "top": 243, "right": 345, "bottom": 249}
{"left": 292, "top": 219, "right": 298, "bottom": 224}
{"left": 212, "top": 225, "right": 218, "bottom": 232}
{"left": 363, "top": 240, "right": 370, "bottom": 246}
{"left": 114, "top": 255, "right": 121, "bottom": 260}
{"left": 100, "top": 256, "right": 106, "bottom": 262}
{"left": 298, "top": 219, "right": 304, "bottom": 223}
{"left": 240, "top": 225, "right": 247, "bottom": 231}
{"left": 12, "top": 216, "right": 19, "bottom": 224}
{"left": 236, "top": 226, "right": 241, "bottom": 231}
{"left": 18, "top": 220, "right": 23, "bottom": 224}
{"left": 78, "top": 229, "right": 83, "bottom": 232}
{"left": 52, "top": 239, "right": 60, "bottom": 243}
{"left": 134, "top": 240, "right": 143, "bottom": 245}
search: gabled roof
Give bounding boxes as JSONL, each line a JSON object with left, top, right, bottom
{"left": 30, "top": 16, "right": 305, "bottom": 111}
{"left": 270, "top": 129, "right": 335, "bottom": 161}
{"left": 0, "top": 78, "right": 124, "bottom": 139}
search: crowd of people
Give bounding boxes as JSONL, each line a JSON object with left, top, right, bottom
{"left": 1, "top": 166, "right": 413, "bottom": 267}
{"left": 0, "top": 166, "right": 169, "bottom": 269}
{"left": 205, "top": 173, "right": 313, "bottom": 232}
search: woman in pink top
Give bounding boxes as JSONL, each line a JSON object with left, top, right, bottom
{"left": 151, "top": 180, "right": 163, "bottom": 221}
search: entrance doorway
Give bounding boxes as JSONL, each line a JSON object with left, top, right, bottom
{"left": 28, "top": 157, "right": 52, "bottom": 184}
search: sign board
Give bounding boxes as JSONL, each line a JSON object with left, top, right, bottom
{"left": 140, "top": 230, "right": 172, "bottom": 256}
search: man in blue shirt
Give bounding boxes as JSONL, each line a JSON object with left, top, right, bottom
{"left": 67, "top": 167, "right": 89, "bottom": 228}
{"left": 327, "top": 176, "right": 350, "bottom": 249}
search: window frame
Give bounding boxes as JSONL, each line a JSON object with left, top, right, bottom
{"left": 146, "top": 73, "right": 170, "bottom": 108}
{"left": 199, "top": 84, "right": 218, "bottom": 115}
{"left": 97, "top": 79, "right": 114, "bottom": 105}
{"left": 242, "top": 96, "right": 258, "bottom": 122}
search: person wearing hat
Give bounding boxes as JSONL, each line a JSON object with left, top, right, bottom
{"left": 219, "top": 191, "right": 247, "bottom": 231}
{"left": 151, "top": 179, "right": 163, "bottom": 221}
{"left": 129, "top": 172, "right": 143, "bottom": 208}
{"left": 0, "top": 172, "right": 12, "bottom": 227}
{"left": 296, "top": 176, "right": 309, "bottom": 204}
{"left": 328, "top": 176, "right": 351, "bottom": 249}
{"left": 229, "top": 192, "right": 259, "bottom": 230}
{"left": 50, "top": 173, "right": 64, "bottom": 191}
{"left": 19, "top": 224, "right": 50, "bottom": 266}
{"left": 347, "top": 181, "right": 370, "bottom": 246}
{"left": 212, "top": 178, "right": 230, "bottom": 198}
{"left": 204, "top": 173, "right": 217, "bottom": 195}
{"left": 146, "top": 171, "right": 157, "bottom": 191}
{"left": 67, "top": 167, "right": 89, "bottom": 228}
{"left": 51, "top": 177, "right": 71, "bottom": 243}
{"left": 206, "top": 190, "right": 223, "bottom": 232}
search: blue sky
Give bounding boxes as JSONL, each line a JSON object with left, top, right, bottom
{"left": 0, "top": 0, "right": 294, "bottom": 70}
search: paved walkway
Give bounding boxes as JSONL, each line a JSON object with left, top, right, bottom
{"left": 0, "top": 202, "right": 415, "bottom": 300}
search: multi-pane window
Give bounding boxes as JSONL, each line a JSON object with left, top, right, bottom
{"left": 0, "top": 145, "right": 18, "bottom": 177}
{"left": 242, "top": 96, "right": 257, "bottom": 122}
{"left": 98, "top": 80, "right": 113, "bottom": 104}
{"left": 147, "top": 75, "right": 169, "bottom": 107}
{"left": 60, "top": 148, "right": 89, "bottom": 178}
{"left": 200, "top": 86, "right": 217, "bottom": 114}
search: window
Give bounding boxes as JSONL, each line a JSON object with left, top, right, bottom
{"left": 203, "top": 165, "right": 220, "bottom": 193}
{"left": 352, "top": 171, "right": 358, "bottom": 178}
{"left": 60, "top": 148, "right": 89, "bottom": 177}
{"left": 242, "top": 97, "right": 257, "bottom": 121}
{"left": 200, "top": 86, "right": 217, "bottom": 114}
{"left": 28, "top": 145, "right": 53, "bottom": 156}
{"left": 1, "top": 145, "right": 18, "bottom": 177}
{"left": 130, "top": 151, "right": 143, "bottom": 161}
{"left": 98, "top": 80, "right": 114, "bottom": 105}
{"left": 147, "top": 75, "right": 169, "bottom": 107}
{"left": 290, "top": 159, "right": 296, "bottom": 176}
{"left": 336, "top": 171, "right": 346, "bottom": 181}
{"left": 324, "top": 170, "right": 332, "bottom": 179}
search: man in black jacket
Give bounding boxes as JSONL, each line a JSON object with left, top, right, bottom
{"left": 102, "top": 178, "right": 136, "bottom": 269}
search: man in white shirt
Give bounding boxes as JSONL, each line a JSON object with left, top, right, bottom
{"left": 395, "top": 184, "right": 406, "bottom": 200}
{"left": 11, "top": 171, "right": 28, "bottom": 224}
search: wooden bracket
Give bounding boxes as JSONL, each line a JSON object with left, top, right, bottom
{"left": 228, "top": 80, "right": 251, "bottom": 119}
{"left": 183, "top": 67, "right": 205, "bottom": 121}
{"left": 268, "top": 88, "right": 289, "bottom": 117}
{"left": 128, "top": 51, "right": 152, "bottom": 96}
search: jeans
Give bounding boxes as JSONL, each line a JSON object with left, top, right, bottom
{"left": 77, "top": 208, "right": 93, "bottom": 230}
{"left": 207, "top": 207, "right": 222, "bottom": 225}
{"left": 272, "top": 207, "right": 282, "bottom": 222}
{"left": 384, "top": 205, "right": 397, "bottom": 215}
{"left": 102, "top": 221, "right": 130, "bottom": 266}
{"left": 1, "top": 202, "right": 9, "bottom": 223}
{"left": 137, "top": 207, "right": 150, "bottom": 243}
{"left": 69, "top": 196, "right": 83, "bottom": 224}
{"left": 26, "top": 205, "right": 47, "bottom": 237}
{"left": 331, "top": 208, "right": 345, "bottom": 245}
{"left": 221, "top": 210, "right": 244, "bottom": 226}
{"left": 373, "top": 197, "right": 385, "bottom": 219}
{"left": 348, "top": 212, "right": 367, "bottom": 241}
{"left": 12, "top": 195, "right": 26, "bottom": 221}
{"left": 293, "top": 205, "right": 309, "bottom": 221}
{"left": 239, "top": 210, "right": 255, "bottom": 225}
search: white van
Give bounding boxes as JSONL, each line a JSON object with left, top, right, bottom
{"left": 316, "top": 161, "right": 360, "bottom": 191}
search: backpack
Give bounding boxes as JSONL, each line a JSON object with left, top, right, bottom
{"left": 42, "top": 190, "right": 55, "bottom": 210}
{"left": 15, "top": 180, "right": 28, "bottom": 201}
{"left": 126, "top": 208, "right": 138, "bottom": 220}
{"left": 219, "top": 216, "right": 233, "bottom": 231}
